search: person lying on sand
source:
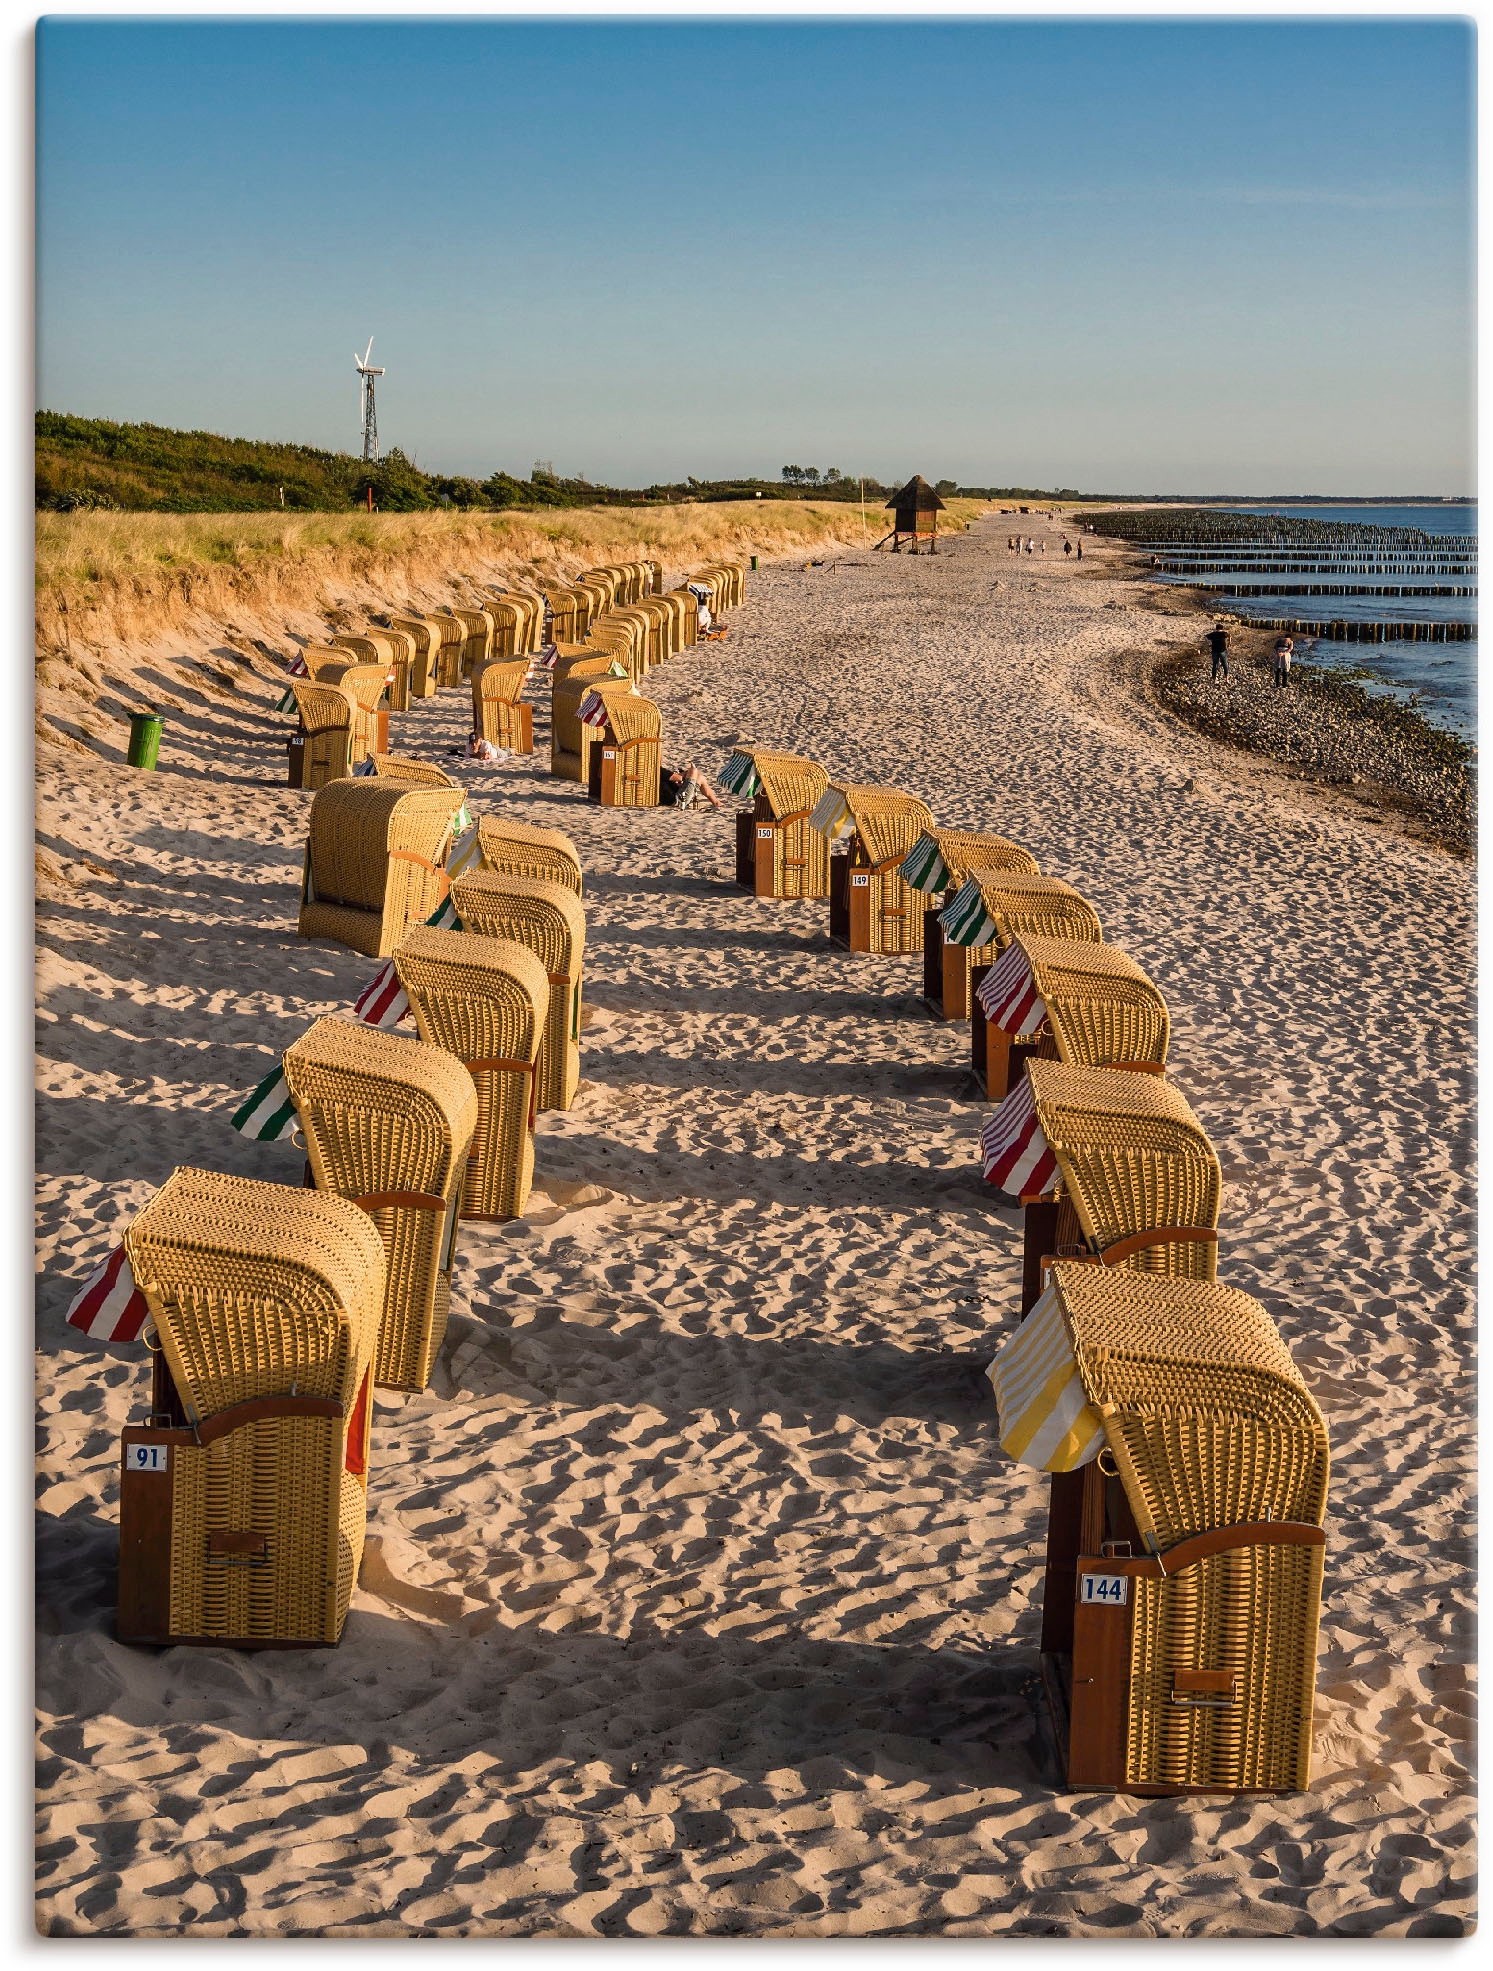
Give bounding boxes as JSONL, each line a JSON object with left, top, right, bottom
{"left": 659, "top": 761, "right": 721, "bottom": 811}
{"left": 468, "top": 730, "right": 503, "bottom": 764}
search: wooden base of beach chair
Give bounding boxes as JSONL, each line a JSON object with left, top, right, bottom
{"left": 737, "top": 799, "right": 830, "bottom": 900}
{"left": 922, "top": 915, "right": 973, "bottom": 1018}
{"left": 1038, "top": 1454, "right": 1324, "bottom": 1795}
{"left": 116, "top": 1394, "right": 364, "bottom": 1650}
{"left": 829, "top": 857, "right": 874, "bottom": 949}
{"left": 587, "top": 738, "right": 660, "bottom": 807}
{"left": 287, "top": 736, "right": 306, "bottom": 788}
{"left": 735, "top": 811, "right": 756, "bottom": 889}
{"left": 500, "top": 704, "right": 534, "bottom": 755}
{"left": 971, "top": 973, "right": 1040, "bottom": 1100}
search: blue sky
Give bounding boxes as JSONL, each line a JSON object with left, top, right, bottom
{"left": 36, "top": 17, "right": 1475, "bottom": 493}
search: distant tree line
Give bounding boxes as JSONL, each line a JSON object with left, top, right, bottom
{"left": 34, "top": 412, "right": 1095, "bottom": 514}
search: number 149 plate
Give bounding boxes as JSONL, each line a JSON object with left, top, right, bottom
{"left": 1079, "top": 1572, "right": 1129, "bottom": 1606}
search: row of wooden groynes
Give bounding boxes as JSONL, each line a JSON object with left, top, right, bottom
{"left": 722, "top": 745, "right": 1330, "bottom": 1802}
{"left": 283, "top": 557, "right": 745, "bottom": 790}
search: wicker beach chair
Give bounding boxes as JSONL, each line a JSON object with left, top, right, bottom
{"left": 429, "top": 610, "right": 468, "bottom": 689}
{"left": 812, "top": 783, "right": 936, "bottom": 954}
{"left": 493, "top": 590, "right": 547, "bottom": 653}
{"left": 990, "top": 1060, "right": 1222, "bottom": 1312}
{"left": 941, "top": 872, "right": 1105, "bottom": 1098}
{"left": 441, "top": 604, "right": 494, "bottom": 674}
{"left": 298, "top": 780, "right": 465, "bottom": 958}
{"left": 540, "top": 586, "right": 591, "bottom": 648}
{"left": 302, "top": 643, "right": 357, "bottom": 680}
{"left": 283, "top": 1018, "right": 477, "bottom": 1392}
{"left": 588, "top": 694, "right": 662, "bottom": 807}
{"left": 330, "top": 628, "right": 413, "bottom": 711}
{"left": 393, "top": 925, "right": 547, "bottom": 1221}
{"left": 900, "top": 828, "right": 1041, "bottom": 1018}
{"left": 476, "top": 816, "right": 583, "bottom": 897}
{"left": 587, "top": 609, "right": 653, "bottom": 681}
{"left": 991, "top": 1262, "right": 1328, "bottom": 1795}
{"left": 471, "top": 657, "right": 534, "bottom": 754}
{"left": 552, "top": 671, "right": 633, "bottom": 783}
{"left": 288, "top": 680, "right": 356, "bottom": 789}
{"left": 321, "top": 662, "right": 389, "bottom": 765}
{"left": 115, "top": 1166, "right": 384, "bottom": 1649}
{"left": 381, "top": 615, "right": 443, "bottom": 698}
{"left": 663, "top": 586, "right": 701, "bottom": 649}
{"left": 984, "top": 934, "right": 1170, "bottom": 1082}
{"left": 451, "top": 872, "right": 585, "bottom": 1112}
{"left": 369, "top": 754, "right": 458, "bottom": 789}
{"left": 575, "top": 571, "right": 618, "bottom": 617}
{"left": 724, "top": 747, "right": 831, "bottom": 898}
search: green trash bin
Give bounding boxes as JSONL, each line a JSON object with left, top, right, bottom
{"left": 127, "top": 712, "right": 163, "bottom": 770}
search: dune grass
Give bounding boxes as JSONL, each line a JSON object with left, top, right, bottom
{"left": 36, "top": 498, "right": 986, "bottom": 662}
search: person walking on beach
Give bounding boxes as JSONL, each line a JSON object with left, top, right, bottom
{"left": 1272, "top": 635, "right": 1294, "bottom": 687}
{"left": 1062, "top": 537, "right": 1072, "bottom": 556}
{"left": 1075, "top": 540, "right": 1082, "bottom": 561}
{"left": 1204, "top": 622, "right": 1230, "bottom": 681}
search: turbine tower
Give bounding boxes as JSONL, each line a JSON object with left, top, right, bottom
{"left": 354, "top": 338, "right": 384, "bottom": 463}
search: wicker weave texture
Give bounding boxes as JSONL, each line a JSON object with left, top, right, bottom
{"left": 127, "top": 1166, "right": 385, "bottom": 1647}
{"left": 1029, "top": 1062, "right": 1221, "bottom": 1277}
{"left": 369, "top": 755, "right": 458, "bottom": 789}
{"left": 289, "top": 682, "right": 353, "bottom": 788}
{"left": 452, "top": 873, "right": 585, "bottom": 1112}
{"left": 1017, "top": 934, "right": 1171, "bottom": 1070}
{"left": 299, "top": 781, "right": 464, "bottom": 958}
{"left": 926, "top": 828, "right": 1040, "bottom": 884}
{"left": 394, "top": 926, "right": 546, "bottom": 1220}
{"left": 471, "top": 659, "right": 531, "bottom": 749}
{"left": 1050, "top": 1263, "right": 1328, "bottom": 1790}
{"left": 284, "top": 1017, "right": 478, "bottom": 1391}
{"left": 552, "top": 677, "right": 633, "bottom": 783}
{"left": 597, "top": 697, "right": 662, "bottom": 808}
{"left": 747, "top": 753, "right": 832, "bottom": 897}
{"left": 476, "top": 817, "right": 584, "bottom": 896}
{"left": 383, "top": 616, "right": 442, "bottom": 697}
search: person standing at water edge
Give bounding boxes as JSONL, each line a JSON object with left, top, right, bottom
{"left": 1273, "top": 635, "right": 1295, "bottom": 688}
{"left": 1204, "top": 622, "right": 1230, "bottom": 681}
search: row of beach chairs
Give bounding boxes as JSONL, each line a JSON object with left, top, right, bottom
{"left": 68, "top": 553, "right": 748, "bottom": 1654}
{"left": 717, "top": 743, "right": 1329, "bottom": 1800}
{"left": 71, "top": 782, "right": 592, "bottom": 1650}
{"left": 284, "top": 559, "right": 744, "bottom": 805}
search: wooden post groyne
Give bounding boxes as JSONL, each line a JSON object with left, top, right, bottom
{"left": 1248, "top": 617, "right": 1474, "bottom": 643}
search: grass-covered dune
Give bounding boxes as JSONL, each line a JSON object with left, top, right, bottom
{"left": 34, "top": 498, "right": 984, "bottom": 756}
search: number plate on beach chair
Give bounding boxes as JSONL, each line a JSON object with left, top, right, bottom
{"left": 1079, "top": 1571, "right": 1129, "bottom": 1605}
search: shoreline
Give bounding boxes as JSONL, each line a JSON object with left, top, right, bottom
{"left": 1099, "top": 555, "right": 1475, "bottom": 856}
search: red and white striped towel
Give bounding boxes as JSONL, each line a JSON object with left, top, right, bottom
{"left": 976, "top": 941, "right": 1046, "bottom": 1036}
{"left": 577, "top": 689, "right": 610, "bottom": 729}
{"left": 980, "top": 1074, "right": 1057, "bottom": 1198}
{"left": 64, "top": 1244, "right": 150, "bottom": 1343}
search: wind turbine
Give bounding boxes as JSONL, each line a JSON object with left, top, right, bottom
{"left": 354, "top": 338, "right": 385, "bottom": 463}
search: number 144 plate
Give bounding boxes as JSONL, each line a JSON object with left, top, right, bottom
{"left": 1079, "top": 1572, "right": 1129, "bottom": 1606}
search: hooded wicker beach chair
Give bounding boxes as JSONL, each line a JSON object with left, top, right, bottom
{"left": 940, "top": 872, "right": 1105, "bottom": 1097}
{"left": 393, "top": 925, "right": 547, "bottom": 1221}
{"left": 115, "top": 1166, "right": 384, "bottom": 1649}
{"left": 288, "top": 680, "right": 356, "bottom": 789}
{"left": 370, "top": 754, "right": 458, "bottom": 788}
{"left": 471, "top": 657, "right": 534, "bottom": 754}
{"left": 302, "top": 643, "right": 357, "bottom": 681}
{"left": 903, "top": 828, "right": 1041, "bottom": 1018}
{"left": 299, "top": 780, "right": 465, "bottom": 958}
{"left": 476, "top": 816, "right": 583, "bottom": 897}
{"left": 985, "top": 1059, "right": 1222, "bottom": 1313}
{"left": 723, "top": 747, "right": 831, "bottom": 898}
{"left": 811, "top": 784, "right": 936, "bottom": 954}
{"left": 330, "top": 628, "right": 413, "bottom": 711}
{"left": 588, "top": 693, "right": 662, "bottom": 807}
{"left": 585, "top": 613, "right": 651, "bottom": 683}
{"left": 451, "top": 871, "right": 585, "bottom": 1111}
{"left": 978, "top": 935, "right": 1170, "bottom": 1090}
{"left": 380, "top": 615, "right": 443, "bottom": 698}
{"left": 540, "top": 586, "right": 592, "bottom": 648}
{"left": 575, "top": 571, "right": 619, "bottom": 615}
{"left": 428, "top": 610, "right": 468, "bottom": 689}
{"left": 552, "top": 671, "right": 633, "bottom": 783}
{"left": 321, "top": 662, "right": 390, "bottom": 764}
{"left": 662, "top": 587, "right": 701, "bottom": 649}
{"left": 283, "top": 1018, "right": 477, "bottom": 1392}
{"left": 988, "top": 1262, "right": 1328, "bottom": 1795}
{"left": 441, "top": 604, "right": 494, "bottom": 673}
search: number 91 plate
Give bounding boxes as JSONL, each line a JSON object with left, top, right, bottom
{"left": 1079, "top": 1572, "right": 1128, "bottom": 1606}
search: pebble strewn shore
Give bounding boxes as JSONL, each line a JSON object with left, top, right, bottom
{"left": 1153, "top": 646, "right": 1474, "bottom": 853}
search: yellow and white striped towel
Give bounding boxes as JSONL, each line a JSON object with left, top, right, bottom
{"left": 985, "top": 1282, "right": 1106, "bottom": 1472}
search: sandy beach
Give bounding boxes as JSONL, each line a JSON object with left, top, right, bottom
{"left": 35, "top": 512, "right": 1474, "bottom": 1936}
